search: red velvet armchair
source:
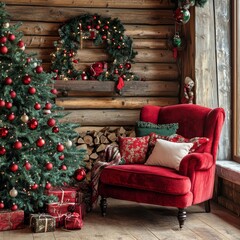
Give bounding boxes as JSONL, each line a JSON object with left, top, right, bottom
{"left": 98, "top": 104, "right": 225, "bottom": 228}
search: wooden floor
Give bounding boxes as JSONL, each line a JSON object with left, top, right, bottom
{"left": 1, "top": 198, "right": 240, "bottom": 240}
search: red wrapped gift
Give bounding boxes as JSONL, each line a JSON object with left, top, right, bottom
{"left": 64, "top": 212, "right": 83, "bottom": 230}
{"left": 46, "top": 187, "right": 78, "bottom": 203}
{"left": 46, "top": 202, "right": 75, "bottom": 227}
{"left": 0, "top": 210, "right": 24, "bottom": 231}
{"left": 69, "top": 203, "right": 86, "bottom": 220}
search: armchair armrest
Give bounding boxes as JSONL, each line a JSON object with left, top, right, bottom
{"left": 179, "top": 152, "right": 214, "bottom": 176}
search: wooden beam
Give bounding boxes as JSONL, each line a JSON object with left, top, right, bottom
{"left": 55, "top": 97, "right": 178, "bottom": 109}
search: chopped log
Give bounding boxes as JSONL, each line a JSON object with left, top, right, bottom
{"left": 77, "top": 144, "right": 87, "bottom": 150}
{"left": 87, "top": 146, "right": 94, "bottom": 156}
{"left": 107, "top": 132, "right": 117, "bottom": 142}
{"left": 100, "top": 135, "right": 109, "bottom": 144}
{"left": 90, "top": 152, "right": 99, "bottom": 160}
{"left": 83, "top": 135, "right": 93, "bottom": 146}
{"left": 118, "top": 127, "right": 126, "bottom": 135}
{"left": 77, "top": 138, "right": 85, "bottom": 144}
{"left": 96, "top": 144, "right": 107, "bottom": 153}
{"left": 94, "top": 135, "right": 100, "bottom": 145}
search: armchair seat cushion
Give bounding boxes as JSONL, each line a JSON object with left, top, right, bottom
{"left": 100, "top": 164, "right": 191, "bottom": 195}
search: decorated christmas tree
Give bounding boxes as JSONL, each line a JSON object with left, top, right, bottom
{"left": 0, "top": 2, "right": 86, "bottom": 213}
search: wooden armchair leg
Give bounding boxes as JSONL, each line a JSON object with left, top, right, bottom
{"left": 178, "top": 208, "right": 187, "bottom": 229}
{"left": 100, "top": 197, "right": 107, "bottom": 216}
{"left": 204, "top": 200, "right": 211, "bottom": 213}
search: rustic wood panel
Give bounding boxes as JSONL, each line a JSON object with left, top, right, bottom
{"left": 4, "top": 0, "right": 175, "bottom": 9}
{"left": 56, "top": 97, "right": 178, "bottom": 109}
{"left": 60, "top": 109, "right": 140, "bottom": 126}
{"left": 54, "top": 80, "right": 179, "bottom": 97}
{"left": 6, "top": 6, "right": 174, "bottom": 25}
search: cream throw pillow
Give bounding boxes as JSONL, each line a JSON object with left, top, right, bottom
{"left": 145, "top": 139, "right": 193, "bottom": 170}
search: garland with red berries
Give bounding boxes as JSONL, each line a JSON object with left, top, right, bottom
{"left": 51, "top": 14, "right": 140, "bottom": 93}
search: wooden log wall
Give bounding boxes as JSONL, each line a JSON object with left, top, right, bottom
{"left": 4, "top": 0, "right": 180, "bottom": 130}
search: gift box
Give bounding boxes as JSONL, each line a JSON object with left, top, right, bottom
{"left": 46, "top": 187, "right": 78, "bottom": 204}
{"left": 46, "top": 202, "right": 75, "bottom": 227}
{"left": 0, "top": 210, "right": 24, "bottom": 231}
{"left": 68, "top": 203, "right": 86, "bottom": 220}
{"left": 30, "top": 214, "right": 55, "bottom": 233}
{"left": 64, "top": 212, "right": 83, "bottom": 230}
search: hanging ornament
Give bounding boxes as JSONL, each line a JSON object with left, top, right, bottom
{"left": 179, "top": 0, "right": 195, "bottom": 9}
{"left": 47, "top": 118, "right": 56, "bottom": 127}
{"left": 27, "top": 118, "right": 38, "bottom": 130}
{"left": 9, "top": 187, "right": 18, "bottom": 197}
{"left": 81, "top": 72, "right": 88, "bottom": 80}
{"left": 13, "top": 140, "right": 23, "bottom": 150}
{"left": 24, "top": 161, "right": 32, "bottom": 171}
{"left": 8, "top": 33, "right": 16, "bottom": 41}
{"left": 10, "top": 90, "right": 16, "bottom": 98}
{"left": 22, "top": 75, "right": 31, "bottom": 85}
{"left": 28, "top": 86, "right": 36, "bottom": 95}
{"left": 52, "top": 126, "right": 59, "bottom": 133}
{"left": 0, "top": 36, "right": 7, "bottom": 44}
{"left": 21, "top": 113, "right": 29, "bottom": 123}
{"left": 5, "top": 77, "right": 12, "bottom": 85}
{"left": 45, "top": 102, "right": 52, "bottom": 110}
{"left": 7, "top": 113, "right": 15, "bottom": 121}
{"left": 174, "top": 7, "right": 190, "bottom": 24}
{"left": 0, "top": 46, "right": 8, "bottom": 54}
{"left": 36, "top": 137, "right": 45, "bottom": 147}
{"left": 57, "top": 143, "right": 65, "bottom": 152}
{"left": 50, "top": 88, "right": 58, "bottom": 95}
{"left": 0, "top": 201, "right": 4, "bottom": 209}
{"left": 59, "top": 154, "right": 64, "bottom": 160}
{"left": 0, "top": 127, "right": 8, "bottom": 138}
{"left": 43, "top": 108, "right": 51, "bottom": 114}
{"left": 45, "top": 182, "right": 52, "bottom": 190}
{"left": 31, "top": 183, "right": 38, "bottom": 190}
{"left": 73, "top": 168, "right": 86, "bottom": 182}
{"left": 172, "top": 32, "right": 182, "bottom": 47}
{"left": 0, "top": 146, "right": 6, "bottom": 155}
{"left": 11, "top": 203, "right": 18, "bottom": 211}
{"left": 5, "top": 101, "right": 12, "bottom": 109}
{"left": 3, "top": 22, "right": 10, "bottom": 28}
{"left": 45, "top": 162, "right": 53, "bottom": 171}
{"left": 9, "top": 163, "right": 18, "bottom": 172}
{"left": 65, "top": 139, "right": 72, "bottom": 149}
{"left": 34, "top": 102, "right": 41, "bottom": 110}
{"left": 17, "top": 40, "right": 25, "bottom": 48}
{"left": 0, "top": 99, "right": 5, "bottom": 107}
{"left": 35, "top": 65, "right": 43, "bottom": 74}
{"left": 60, "top": 165, "right": 67, "bottom": 171}
{"left": 125, "top": 62, "right": 131, "bottom": 70}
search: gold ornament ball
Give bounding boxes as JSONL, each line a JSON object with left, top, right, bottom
{"left": 9, "top": 187, "right": 18, "bottom": 198}
{"left": 65, "top": 139, "right": 73, "bottom": 148}
{"left": 21, "top": 113, "right": 29, "bottom": 123}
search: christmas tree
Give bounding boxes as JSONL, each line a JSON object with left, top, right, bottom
{"left": 0, "top": 2, "right": 86, "bottom": 213}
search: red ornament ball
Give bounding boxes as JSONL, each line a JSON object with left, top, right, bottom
{"left": 114, "top": 69, "right": 119, "bottom": 74}
{"left": 8, "top": 113, "right": 15, "bottom": 121}
{"left": 11, "top": 204, "right": 18, "bottom": 211}
{"left": 59, "top": 154, "right": 64, "bottom": 160}
{"left": 5, "top": 77, "right": 12, "bottom": 85}
{"left": 31, "top": 183, "right": 38, "bottom": 190}
{"left": 0, "top": 36, "right": 7, "bottom": 44}
{"left": 125, "top": 62, "right": 131, "bottom": 70}
{"left": 0, "top": 46, "right": 8, "bottom": 54}
{"left": 0, "top": 146, "right": 6, "bottom": 155}
{"left": 28, "top": 86, "right": 36, "bottom": 95}
{"left": 10, "top": 163, "right": 18, "bottom": 172}
{"left": 74, "top": 168, "right": 86, "bottom": 182}
{"left": 81, "top": 72, "right": 88, "bottom": 80}
{"left": 47, "top": 118, "right": 56, "bottom": 127}
{"left": 36, "top": 137, "right": 45, "bottom": 147}
{"left": 27, "top": 118, "right": 38, "bottom": 130}
{"left": 45, "top": 102, "right": 52, "bottom": 110}
{"left": 104, "top": 25, "right": 109, "bottom": 30}
{"left": 36, "top": 65, "right": 43, "bottom": 74}
{"left": 0, "top": 127, "right": 8, "bottom": 138}
{"left": 45, "top": 162, "right": 53, "bottom": 171}
{"left": 50, "top": 88, "right": 58, "bottom": 95}
{"left": 10, "top": 90, "right": 16, "bottom": 98}
{"left": 17, "top": 40, "right": 24, "bottom": 48}
{"left": 45, "top": 182, "right": 52, "bottom": 190}
{"left": 0, "top": 99, "right": 5, "bottom": 107}
{"left": 95, "top": 25, "right": 100, "bottom": 30}
{"left": 102, "top": 35, "right": 107, "bottom": 40}
{"left": 52, "top": 126, "right": 59, "bottom": 133}
{"left": 5, "top": 101, "right": 12, "bottom": 109}
{"left": 0, "top": 201, "right": 4, "bottom": 209}
{"left": 24, "top": 161, "right": 32, "bottom": 171}
{"left": 61, "top": 165, "right": 67, "bottom": 171}
{"left": 22, "top": 75, "right": 31, "bottom": 85}
{"left": 8, "top": 33, "right": 15, "bottom": 41}
{"left": 13, "top": 140, "right": 22, "bottom": 150}
{"left": 57, "top": 143, "right": 64, "bottom": 152}
{"left": 34, "top": 102, "right": 41, "bottom": 110}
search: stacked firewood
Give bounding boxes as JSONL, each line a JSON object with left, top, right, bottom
{"left": 76, "top": 126, "right": 135, "bottom": 180}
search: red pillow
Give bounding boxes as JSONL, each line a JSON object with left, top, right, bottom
{"left": 119, "top": 136, "right": 150, "bottom": 164}
{"left": 149, "top": 133, "right": 209, "bottom": 154}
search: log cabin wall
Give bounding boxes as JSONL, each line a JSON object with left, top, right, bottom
{"left": 4, "top": 0, "right": 180, "bottom": 128}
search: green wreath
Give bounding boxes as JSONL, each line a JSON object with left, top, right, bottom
{"left": 51, "top": 14, "right": 140, "bottom": 93}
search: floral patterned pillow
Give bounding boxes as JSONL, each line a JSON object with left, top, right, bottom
{"left": 119, "top": 136, "right": 150, "bottom": 164}
{"left": 149, "top": 133, "right": 209, "bottom": 154}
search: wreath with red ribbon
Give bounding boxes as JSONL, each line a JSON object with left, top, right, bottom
{"left": 51, "top": 14, "right": 140, "bottom": 93}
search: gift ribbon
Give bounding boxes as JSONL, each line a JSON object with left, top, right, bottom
{"left": 60, "top": 188, "right": 65, "bottom": 204}
{"left": 30, "top": 214, "right": 53, "bottom": 232}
